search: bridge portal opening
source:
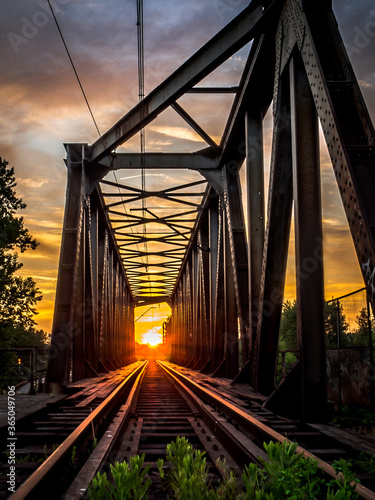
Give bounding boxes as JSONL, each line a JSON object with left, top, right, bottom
{"left": 134, "top": 302, "right": 171, "bottom": 346}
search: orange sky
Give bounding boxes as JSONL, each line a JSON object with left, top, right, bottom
{"left": 1, "top": 1, "right": 373, "bottom": 337}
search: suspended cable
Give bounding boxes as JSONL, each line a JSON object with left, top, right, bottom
{"left": 47, "top": 0, "right": 147, "bottom": 297}
{"left": 137, "top": 0, "right": 151, "bottom": 293}
{"left": 47, "top": 0, "right": 161, "bottom": 298}
{"left": 47, "top": 0, "right": 101, "bottom": 138}
{"left": 137, "top": 0, "right": 146, "bottom": 225}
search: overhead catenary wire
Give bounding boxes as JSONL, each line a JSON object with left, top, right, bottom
{"left": 47, "top": 0, "right": 101, "bottom": 138}
{"left": 137, "top": 0, "right": 151, "bottom": 292}
{"left": 47, "top": 0, "right": 147, "bottom": 295}
{"left": 47, "top": 0, "right": 175, "bottom": 300}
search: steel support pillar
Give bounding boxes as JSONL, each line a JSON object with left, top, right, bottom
{"left": 208, "top": 195, "right": 220, "bottom": 371}
{"left": 223, "top": 167, "right": 249, "bottom": 371}
{"left": 46, "top": 146, "right": 135, "bottom": 389}
{"left": 223, "top": 209, "right": 239, "bottom": 378}
{"left": 290, "top": 54, "right": 327, "bottom": 422}
{"left": 246, "top": 109, "right": 265, "bottom": 360}
{"left": 253, "top": 70, "right": 293, "bottom": 394}
{"left": 198, "top": 221, "right": 210, "bottom": 369}
{"left": 46, "top": 145, "right": 85, "bottom": 390}
{"left": 212, "top": 198, "right": 226, "bottom": 373}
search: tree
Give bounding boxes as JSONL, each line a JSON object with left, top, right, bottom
{"left": 0, "top": 157, "right": 43, "bottom": 345}
{"left": 279, "top": 300, "right": 297, "bottom": 351}
{"left": 325, "top": 301, "right": 350, "bottom": 348}
{"left": 279, "top": 299, "right": 351, "bottom": 351}
{"left": 352, "top": 306, "right": 375, "bottom": 347}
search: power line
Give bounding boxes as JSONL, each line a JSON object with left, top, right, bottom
{"left": 47, "top": 0, "right": 101, "bottom": 138}
{"left": 137, "top": 0, "right": 151, "bottom": 292}
{"left": 48, "top": 0, "right": 156, "bottom": 298}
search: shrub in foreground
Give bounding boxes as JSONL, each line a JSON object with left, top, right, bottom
{"left": 88, "top": 437, "right": 360, "bottom": 499}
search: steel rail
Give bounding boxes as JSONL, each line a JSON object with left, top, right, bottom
{"left": 10, "top": 361, "right": 147, "bottom": 500}
{"left": 65, "top": 361, "right": 149, "bottom": 499}
{"left": 157, "top": 361, "right": 375, "bottom": 500}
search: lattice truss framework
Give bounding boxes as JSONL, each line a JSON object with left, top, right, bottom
{"left": 100, "top": 172, "right": 208, "bottom": 301}
{"left": 47, "top": 0, "right": 375, "bottom": 421}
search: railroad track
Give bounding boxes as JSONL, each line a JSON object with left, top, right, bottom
{"left": 2, "top": 360, "right": 375, "bottom": 499}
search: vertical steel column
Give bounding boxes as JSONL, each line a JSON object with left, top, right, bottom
{"left": 181, "top": 263, "right": 187, "bottom": 364}
{"left": 180, "top": 282, "right": 185, "bottom": 362}
{"left": 199, "top": 222, "right": 210, "bottom": 368}
{"left": 190, "top": 251, "right": 198, "bottom": 367}
{"left": 98, "top": 231, "right": 108, "bottom": 369}
{"left": 83, "top": 201, "right": 97, "bottom": 375}
{"left": 191, "top": 246, "right": 200, "bottom": 367}
{"left": 130, "top": 298, "right": 135, "bottom": 361}
{"left": 90, "top": 204, "right": 100, "bottom": 366}
{"left": 170, "top": 300, "right": 176, "bottom": 361}
{"left": 246, "top": 109, "right": 265, "bottom": 360}
{"left": 114, "top": 263, "right": 120, "bottom": 365}
{"left": 212, "top": 199, "right": 226, "bottom": 373}
{"left": 118, "top": 274, "right": 124, "bottom": 363}
{"left": 208, "top": 195, "right": 219, "bottom": 368}
{"left": 176, "top": 293, "right": 181, "bottom": 363}
{"left": 171, "top": 298, "right": 178, "bottom": 361}
{"left": 72, "top": 198, "right": 86, "bottom": 382}
{"left": 223, "top": 207, "right": 239, "bottom": 378}
{"left": 223, "top": 167, "right": 249, "bottom": 370}
{"left": 182, "top": 266, "right": 189, "bottom": 364}
{"left": 46, "top": 145, "right": 85, "bottom": 390}
{"left": 290, "top": 54, "right": 327, "bottom": 422}
{"left": 115, "top": 262, "right": 121, "bottom": 365}
{"left": 253, "top": 70, "right": 293, "bottom": 394}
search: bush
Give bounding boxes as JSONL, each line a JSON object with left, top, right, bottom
{"left": 88, "top": 438, "right": 360, "bottom": 499}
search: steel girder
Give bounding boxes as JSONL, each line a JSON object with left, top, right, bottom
{"left": 47, "top": 0, "right": 375, "bottom": 424}
{"left": 46, "top": 145, "right": 134, "bottom": 389}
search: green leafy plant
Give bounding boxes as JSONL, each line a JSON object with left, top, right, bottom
{"left": 240, "top": 441, "right": 323, "bottom": 500}
{"left": 9, "top": 443, "right": 60, "bottom": 464}
{"left": 157, "top": 436, "right": 216, "bottom": 499}
{"left": 327, "top": 459, "right": 359, "bottom": 499}
{"left": 70, "top": 445, "right": 79, "bottom": 469}
{"left": 88, "top": 438, "right": 361, "bottom": 499}
{"left": 88, "top": 454, "right": 151, "bottom": 500}
{"left": 353, "top": 451, "right": 375, "bottom": 474}
{"left": 157, "top": 438, "right": 243, "bottom": 499}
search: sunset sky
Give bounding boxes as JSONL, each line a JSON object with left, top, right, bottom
{"left": 0, "top": 0, "right": 374, "bottom": 340}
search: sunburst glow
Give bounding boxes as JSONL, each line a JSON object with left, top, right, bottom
{"left": 142, "top": 329, "right": 162, "bottom": 346}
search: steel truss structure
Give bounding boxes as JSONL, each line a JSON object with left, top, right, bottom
{"left": 46, "top": 0, "right": 375, "bottom": 421}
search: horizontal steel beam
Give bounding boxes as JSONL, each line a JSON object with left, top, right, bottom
{"left": 98, "top": 152, "right": 219, "bottom": 170}
{"left": 135, "top": 295, "right": 171, "bottom": 305}
{"left": 188, "top": 86, "right": 239, "bottom": 93}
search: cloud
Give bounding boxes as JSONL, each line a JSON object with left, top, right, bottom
{"left": 149, "top": 125, "right": 217, "bottom": 144}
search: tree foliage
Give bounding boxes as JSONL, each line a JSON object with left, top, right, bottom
{"left": 352, "top": 307, "right": 375, "bottom": 347}
{"left": 0, "top": 157, "right": 43, "bottom": 346}
{"left": 279, "top": 300, "right": 297, "bottom": 350}
{"left": 279, "top": 296, "right": 375, "bottom": 351}
{"left": 325, "top": 301, "right": 350, "bottom": 348}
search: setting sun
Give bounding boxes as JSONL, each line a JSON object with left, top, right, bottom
{"left": 135, "top": 303, "right": 171, "bottom": 344}
{"left": 142, "top": 329, "right": 162, "bottom": 346}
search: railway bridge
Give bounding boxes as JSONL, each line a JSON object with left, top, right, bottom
{"left": 45, "top": 0, "right": 375, "bottom": 423}
{"left": 3, "top": 1, "right": 375, "bottom": 497}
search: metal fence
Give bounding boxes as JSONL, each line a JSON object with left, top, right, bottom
{"left": 276, "top": 288, "right": 375, "bottom": 407}
{"left": 326, "top": 287, "right": 374, "bottom": 409}
{"left": 0, "top": 347, "right": 48, "bottom": 394}
{"left": 326, "top": 287, "right": 374, "bottom": 349}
